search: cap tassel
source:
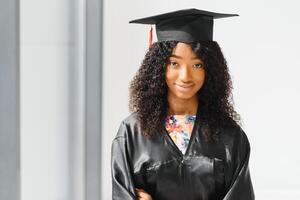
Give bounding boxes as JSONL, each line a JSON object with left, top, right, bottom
{"left": 149, "top": 26, "right": 153, "bottom": 48}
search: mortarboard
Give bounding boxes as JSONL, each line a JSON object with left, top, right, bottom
{"left": 129, "top": 8, "right": 238, "bottom": 46}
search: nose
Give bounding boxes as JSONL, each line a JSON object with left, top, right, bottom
{"left": 179, "top": 66, "right": 192, "bottom": 82}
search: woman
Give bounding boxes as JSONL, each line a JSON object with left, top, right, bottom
{"left": 111, "top": 9, "right": 255, "bottom": 200}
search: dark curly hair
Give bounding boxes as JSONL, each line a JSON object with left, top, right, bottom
{"left": 129, "top": 41, "right": 241, "bottom": 142}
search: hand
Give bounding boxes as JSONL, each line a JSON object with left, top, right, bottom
{"left": 135, "top": 188, "right": 153, "bottom": 200}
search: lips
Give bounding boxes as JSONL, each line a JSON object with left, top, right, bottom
{"left": 175, "top": 84, "right": 194, "bottom": 92}
{"left": 177, "top": 84, "right": 193, "bottom": 88}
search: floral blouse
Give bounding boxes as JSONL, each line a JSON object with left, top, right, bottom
{"left": 165, "top": 114, "right": 197, "bottom": 155}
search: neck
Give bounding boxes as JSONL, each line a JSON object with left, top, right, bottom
{"left": 167, "top": 94, "right": 199, "bottom": 116}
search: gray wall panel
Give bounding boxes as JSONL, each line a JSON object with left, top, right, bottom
{"left": 86, "top": 0, "right": 102, "bottom": 199}
{"left": 0, "top": 0, "right": 20, "bottom": 200}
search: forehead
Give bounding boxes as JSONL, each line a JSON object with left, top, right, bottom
{"left": 171, "top": 42, "right": 199, "bottom": 59}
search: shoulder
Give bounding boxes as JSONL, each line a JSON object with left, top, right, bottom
{"left": 122, "top": 112, "right": 139, "bottom": 125}
{"left": 114, "top": 112, "right": 140, "bottom": 139}
{"left": 221, "top": 125, "right": 250, "bottom": 150}
{"left": 219, "top": 125, "right": 251, "bottom": 168}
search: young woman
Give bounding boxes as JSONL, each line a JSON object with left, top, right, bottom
{"left": 111, "top": 9, "right": 255, "bottom": 200}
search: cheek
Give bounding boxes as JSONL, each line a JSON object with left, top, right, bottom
{"left": 194, "top": 71, "right": 206, "bottom": 85}
{"left": 165, "top": 70, "right": 177, "bottom": 84}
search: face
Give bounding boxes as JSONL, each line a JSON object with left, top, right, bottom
{"left": 165, "top": 42, "right": 205, "bottom": 101}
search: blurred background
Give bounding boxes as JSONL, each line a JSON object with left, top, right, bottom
{"left": 1, "top": 0, "right": 300, "bottom": 200}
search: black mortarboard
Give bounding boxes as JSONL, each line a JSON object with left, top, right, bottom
{"left": 129, "top": 8, "right": 238, "bottom": 43}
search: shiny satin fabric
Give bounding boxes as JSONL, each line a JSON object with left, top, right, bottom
{"left": 111, "top": 112, "right": 254, "bottom": 200}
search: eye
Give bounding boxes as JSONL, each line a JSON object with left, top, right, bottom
{"left": 193, "top": 63, "right": 203, "bottom": 69}
{"left": 169, "top": 61, "right": 179, "bottom": 68}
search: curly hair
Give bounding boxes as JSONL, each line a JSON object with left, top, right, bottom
{"left": 129, "top": 41, "right": 241, "bottom": 142}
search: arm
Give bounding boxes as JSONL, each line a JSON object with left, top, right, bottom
{"left": 111, "top": 122, "right": 137, "bottom": 200}
{"left": 223, "top": 129, "right": 255, "bottom": 200}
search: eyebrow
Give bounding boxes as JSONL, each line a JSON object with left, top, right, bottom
{"left": 169, "top": 54, "right": 201, "bottom": 60}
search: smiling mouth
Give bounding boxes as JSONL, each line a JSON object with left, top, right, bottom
{"left": 176, "top": 84, "right": 194, "bottom": 88}
{"left": 175, "top": 84, "right": 194, "bottom": 92}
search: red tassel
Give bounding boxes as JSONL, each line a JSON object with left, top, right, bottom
{"left": 149, "top": 26, "right": 153, "bottom": 48}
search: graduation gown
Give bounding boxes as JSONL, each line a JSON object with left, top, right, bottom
{"left": 111, "top": 111, "right": 254, "bottom": 200}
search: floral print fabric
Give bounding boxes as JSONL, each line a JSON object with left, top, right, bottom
{"left": 165, "top": 115, "right": 196, "bottom": 155}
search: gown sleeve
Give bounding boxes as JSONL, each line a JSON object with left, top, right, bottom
{"left": 223, "top": 128, "right": 255, "bottom": 200}
{"left": 111, "top": 122, "right": 137, "bottom": 200}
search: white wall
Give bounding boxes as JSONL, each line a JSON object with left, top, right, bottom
{"left": 20, "top": 0, "right": 85, "bottom": 200}
{"left": 102, "top": 0, "right": 300, "bottom": 199}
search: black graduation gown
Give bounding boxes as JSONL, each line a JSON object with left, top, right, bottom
{"left": 111, "top": 111, "right": 255, "bottom": 200}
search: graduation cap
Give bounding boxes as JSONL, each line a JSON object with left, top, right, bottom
{"left": 129, "top": 8, "right": 238, "bottom": 47}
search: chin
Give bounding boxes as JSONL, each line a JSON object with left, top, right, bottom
{"left": 174, "top": 92, "right": 196, "bottom": 100}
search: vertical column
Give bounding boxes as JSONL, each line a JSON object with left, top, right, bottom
{"left": 85, "top": 0, "right": 103, "bottom": 199}
{"left": 0, "top": 0, "right": 20, "bottom": 200}
{"left": 68, "top": 1, "right": 86, "bottom": 200}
